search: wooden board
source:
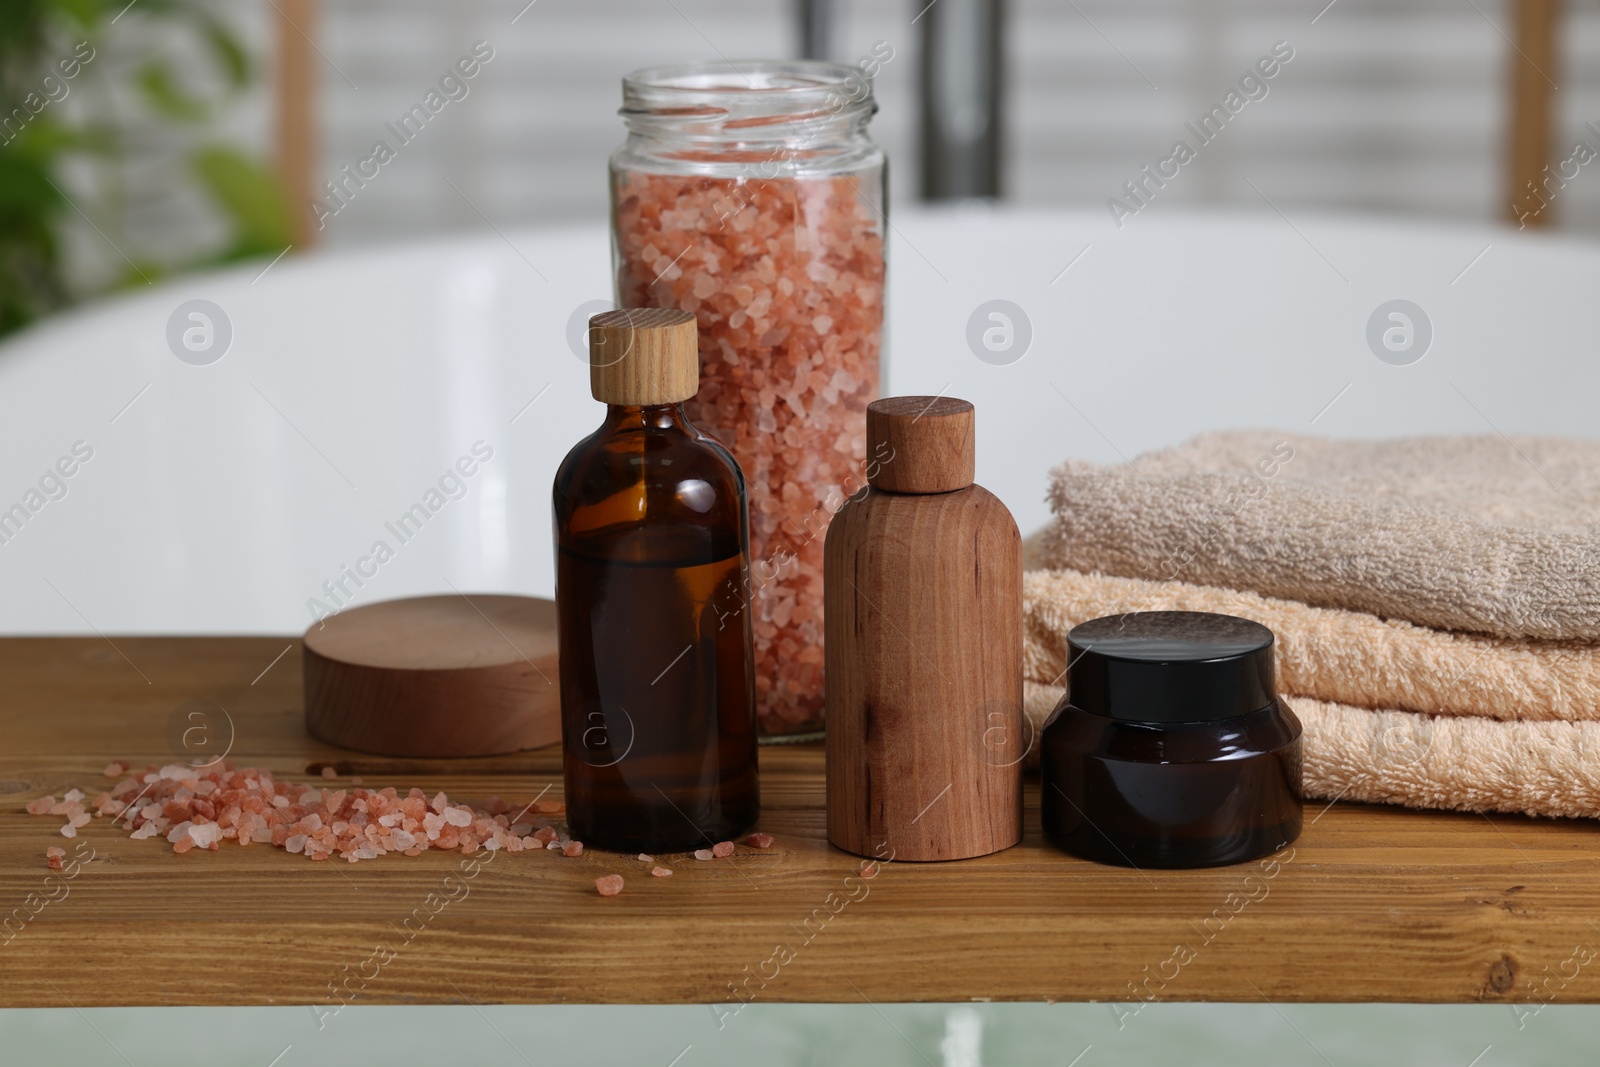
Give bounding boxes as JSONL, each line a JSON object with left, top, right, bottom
{"left": 303, "top": 594, "right": 559, "bottom": 757}
{"left": 2, "top": 636, "right": 1599, "bottom": 1008}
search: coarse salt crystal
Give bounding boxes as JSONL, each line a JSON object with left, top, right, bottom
{"left": 711, "top": 840, "right": 735, "bottom": 858}
{"left": 25, "top": 763, "right": 607, "bottom": 870}
{"left": 615, "top": 171, "right": 883, "bottom": 735}
{"left": 320, "top": 766, "right": 337, "bottom": 780}
{"left": 651, "top": 866, "right": 674, "bottom": 877}
{"left": 637, "top": 854, "right": 654, "bottom": 862}
{"left": 103, "top": 761, "right": 127, "bottom": 777}
{"left": 595, "top": 874, "right": 625, "bottom": 897}
{"left": 694, "top": 849, "right": 714, "bottom": 861}
{"left": 747, "top": 832, "right": 775, "bottom": 849}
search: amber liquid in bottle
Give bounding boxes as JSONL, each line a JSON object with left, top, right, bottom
{"left": 553, "top": 403, "right": 760, "bottom": 853}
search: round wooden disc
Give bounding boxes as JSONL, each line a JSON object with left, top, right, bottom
{"left": 303, "top": 594, "right": 560, "bottom": 758}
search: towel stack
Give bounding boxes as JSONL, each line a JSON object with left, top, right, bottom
{"left": 1025, "top": 430, "right": 1600, "bottom": 821}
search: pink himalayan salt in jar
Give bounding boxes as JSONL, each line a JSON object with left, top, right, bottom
{"left": 611, "top": 61, "right": 886, "bottom": 736}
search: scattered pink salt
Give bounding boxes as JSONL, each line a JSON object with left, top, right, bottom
{"left": 694, "top": 849, "right": 714, "bottom": 861}
{"left": 859, "top": 860, "right": 880, "bottom": 879}
{"left": 711, "top": 840, "right": 735, "bottom": 858}
{"left": 21, "top": 764, "right": 617, "bottom": 872}
{"left": 638, "top": 853, "right": 654, "bottom": 862}
{"left": 103, "top": 761, "right": 127, "bottom": 778}
{"left": 45, "top": 846, "right": 65, "bottom": 870}
{"left": 651, "top": 865, "right": 673, "bottom": 877}
{"left": 320, "top": 766, "right": 337, "bottom": 780}
{"left": 747, "top": 832, "right": 774, "bottom": 849}
{"left": 595, "top": 874, "right": 624, "bottom": 897}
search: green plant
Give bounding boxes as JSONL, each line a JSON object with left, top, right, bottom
{"left": 0, "top": 0, "right": 292, "bottom": 338}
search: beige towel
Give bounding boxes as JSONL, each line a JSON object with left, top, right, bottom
{"left": 1040, "top": 431, "right": 1600, "bottom": 640}
{"left": 1024, "top": 569, "right": 1600, "bottom": 722}
{"left": 1025, "top": 682, "right": 1600, "bottom": 821}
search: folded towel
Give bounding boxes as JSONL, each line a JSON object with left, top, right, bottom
{"left": 1025, "top": 682, "right": 1600, "bottom": 821}
{"left": 1024, "top": 569, "right": 1600, "bottom": 722}
{"left": 1039, "top": 431, "right": 1600, "bottom": 640}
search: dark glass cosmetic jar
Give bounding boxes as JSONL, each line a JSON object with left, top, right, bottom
{"left": 1040, "top": 611, "right": 1303, "bottom": 869}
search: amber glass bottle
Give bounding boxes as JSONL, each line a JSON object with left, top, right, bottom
{"left": 553, "top": 308, "right": 759, "bottom": 852}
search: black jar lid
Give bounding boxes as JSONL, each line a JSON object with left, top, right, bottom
{"left": 1066, "top": 611, "right": 1276, "bottom": 724}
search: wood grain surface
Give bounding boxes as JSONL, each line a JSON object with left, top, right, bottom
{"left": 303, "top": 594, "right": 559, "bottom": 757}
{"left": 866, "top": 395, "right": 976, "bottom": 494}
{"left": 824, "top": 483, "right": 1023, "bottom": 861}
{"left": 2, "top": 637, "right": 1599, "bottom": 1008}
{"left": 588, "top": 308, "right": 698, "bottom": 406}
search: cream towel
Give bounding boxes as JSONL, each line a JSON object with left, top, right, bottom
{"left": 1024, "top": 569, "right": 1600, "bottom": 722}
{"left": 1024, "top": 682, "right": 1600, "bottom": 821}
{"left": 1040, "top": 431, "right": 1600, "bottom": 640}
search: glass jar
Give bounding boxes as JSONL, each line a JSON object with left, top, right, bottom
{"left": 610, "top": 60, "right": 887, "bottom": 736}
{"left": 1040, "top": 612, "right": 1304, "bottom": 868}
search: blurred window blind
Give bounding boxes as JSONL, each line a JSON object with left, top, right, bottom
{"left": 299, "top": 0, "right": 1600, "bottom": 243}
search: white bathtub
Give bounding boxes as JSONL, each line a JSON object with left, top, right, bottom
{"left": 0, "top": 205, "right": 1593, "bottom": 633}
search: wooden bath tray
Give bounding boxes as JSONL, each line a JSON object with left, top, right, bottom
{"left": 1, "top": 636, "right": 1595, "bottom": 1008}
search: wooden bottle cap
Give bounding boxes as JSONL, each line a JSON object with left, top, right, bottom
{"left": 303, "top": 594, "right": 560, "bottom": 758}
{"left": 866, "top": 395, "right": 976, "bottom": 494}
{"left": 589, "top": 307, "right": 699, "bottom": 406}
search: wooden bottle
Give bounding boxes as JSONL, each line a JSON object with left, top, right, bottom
{"left": 825, "top": 396, "right": 1023, "bottom": 861}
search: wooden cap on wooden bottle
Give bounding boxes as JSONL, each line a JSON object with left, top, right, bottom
{"left": 866, "top": 395, "right": 976, "bottom": 494}
{"left": 589, "top": 308, "right": 699, "bottom": 406}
